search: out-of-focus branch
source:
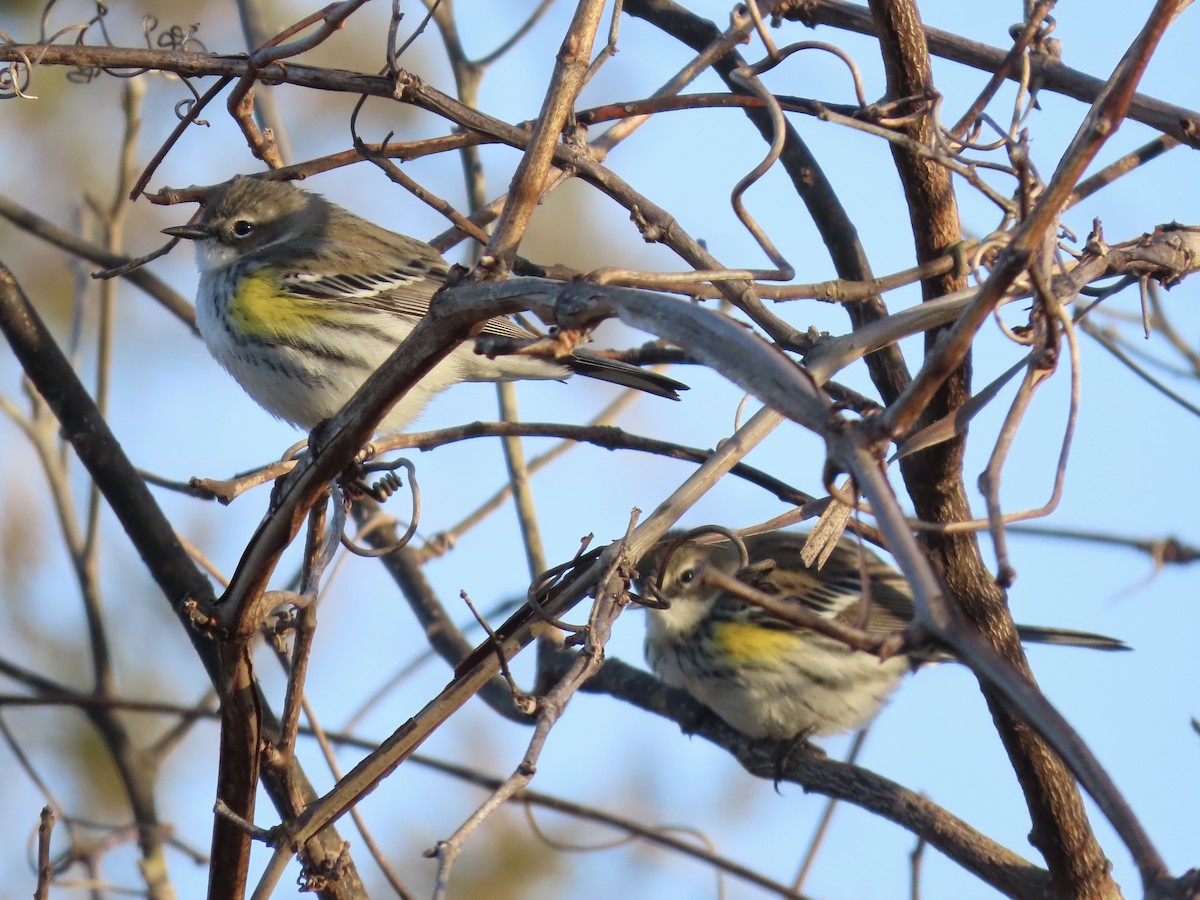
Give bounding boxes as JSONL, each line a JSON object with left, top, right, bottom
{"left": 0, "top": 264, "right": 219, "bottom": 663}
{"left": 0, "top": 193, "right": 197, "bottom": 332}
{"left": 1007, "top": 524, "right": 1200, "bottom": 567}
{"left": 0, "top": 263, "right": 366, "bottom": 899}
{"left": 351, "top": 501, "right": 529, "bottom": 723}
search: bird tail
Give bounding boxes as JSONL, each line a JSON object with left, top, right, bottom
{"left": 1014, "top": 624, "right": 1130, "bottom": 652}
{"left": 565, "top": 351, "right": 688, "bottom": 400}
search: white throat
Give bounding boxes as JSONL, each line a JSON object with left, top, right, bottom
{"left": 194, "top": 238, "right": 238, "bottom": 274}
{"left": 645, "top": 596, "right": 713, "bottom": 642}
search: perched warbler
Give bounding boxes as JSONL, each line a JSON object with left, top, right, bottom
{"left": 163, "top": 176, "right": 686, "bottom": 432}
{"left": 637, "top": 530, "right": 1128, "bottom": 740}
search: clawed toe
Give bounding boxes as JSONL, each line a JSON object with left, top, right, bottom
{"left": 772, "top": 729, "right": 820, "bottom": 792}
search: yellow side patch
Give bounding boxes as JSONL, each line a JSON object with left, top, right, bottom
{"left": 230, "top": 272, "right": 357, "bottom": 341}
{"left": 711, "top": 620, "right": 800, "bottom": 665}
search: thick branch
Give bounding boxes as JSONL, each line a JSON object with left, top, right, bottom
{"left": 566, "top": 653, "right": 1057, "bottom": 900}
{"left": 0, "top": 262, "right": 365, "bottom": 899}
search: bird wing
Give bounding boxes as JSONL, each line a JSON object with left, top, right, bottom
{"left": 736, "top": 533, "right": 916, "bottom": 636}
{"left": 277, "top": 264, "right": 538, "bottom": 341}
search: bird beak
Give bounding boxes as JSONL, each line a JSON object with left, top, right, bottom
{"left": 162, "top": 224, "right": 209, "bottom": 240}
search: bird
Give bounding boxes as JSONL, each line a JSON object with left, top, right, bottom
{"left": 163, "top": 176, "right": 686, "bottom": 433}
{"left": 637, "top": 530, "right": 1129, "bottom": 740}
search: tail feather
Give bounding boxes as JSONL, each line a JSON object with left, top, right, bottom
{"left": 916, "top": 624, "right": 1130, "bottom": 664}
{"left": 565, "top": 351, "right": 688, "bottom": 400}
{"left": 1014, "top": 624, "right": 1130, "bottom": 652}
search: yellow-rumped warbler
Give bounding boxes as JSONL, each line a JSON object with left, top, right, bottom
{"left": 637, "top": 530, "right": 1128, "bottom": 740}
{"left": 163, "top": 176, "right": 686, "bottom": 432}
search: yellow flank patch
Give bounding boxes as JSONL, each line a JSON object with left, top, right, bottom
{"left": 712, "top": 619, "right": 799, "bottom": 665}
{"left": 230, "top": 271, "right": 357, "bottom": 340}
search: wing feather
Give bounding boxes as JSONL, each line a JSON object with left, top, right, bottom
{"left": 278, "top": 265, "right": 539, "bottom": 340}
{"left": 731, "top": 533, "right": 915, "bottom": 637}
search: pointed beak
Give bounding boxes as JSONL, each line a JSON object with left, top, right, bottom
{"left": 162, "top": 224, "right": 209, "bottom": 240}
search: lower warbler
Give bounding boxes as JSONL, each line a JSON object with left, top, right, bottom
{"left": 163, "top": 176, "right": 687, "bottom": 433}
{"left": 637, "top": 530, "right": 1128, "bottom": 740}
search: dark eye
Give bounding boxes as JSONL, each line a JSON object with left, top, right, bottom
{"left": 678, "top": 567, "right": 696, "bottom": 585}
{"left": 232, "top": 219, "right": 254, "bottom": 237}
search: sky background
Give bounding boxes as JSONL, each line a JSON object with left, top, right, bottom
{"left": 1, "top": 1, "right": 1198, "bottom": 898}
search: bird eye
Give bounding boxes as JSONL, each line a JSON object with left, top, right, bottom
{"left": 678, "top": 567, "right": 696, "bottom": 585}
{"left": 232, "top": 219, "right": 255, "bottom": 237}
